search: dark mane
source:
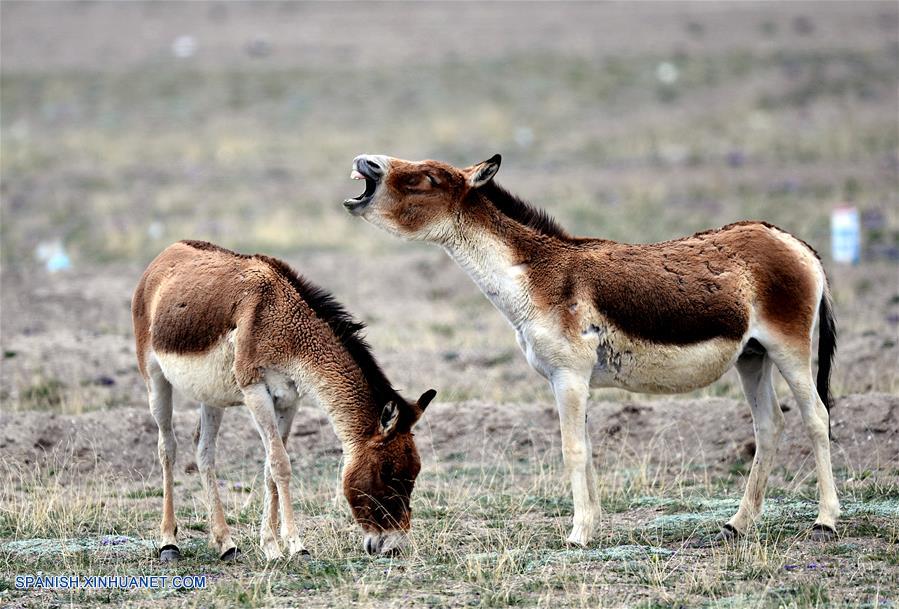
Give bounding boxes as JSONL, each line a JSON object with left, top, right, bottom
{"left": 180, "top": 240, "right": 399, "bottom": 407}
{"left": 258, "top": 255, "right": 400, "bottom": 407}
{"left": 181, "top": 239, "right": 252, "bottom": 257}
{"left": 475, "top": 181, "right": 569, "bottom": 239}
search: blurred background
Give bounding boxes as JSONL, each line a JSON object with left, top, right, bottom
{"left": 1, "top": 1, "right": 897, "bottom": 413}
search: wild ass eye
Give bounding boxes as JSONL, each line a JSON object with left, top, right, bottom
{"left": 403, "top": 174, "right": 435, "bottom": 190}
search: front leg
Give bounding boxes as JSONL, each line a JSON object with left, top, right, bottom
{"left": 243, "top": 384, "right": 307, "bottom": 560}
{"left": 260, "top": 461, "right": 283, "bottom": 560}
{"left": 551, "top": 369, "right": 595, "bottom": 546}
{"left": 260, "top": 397, "right": 302, "bottom": 560}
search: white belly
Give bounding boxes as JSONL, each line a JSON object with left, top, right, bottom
{"left": 517, "top": 318, "right": 743, "bottom": 394}
{"left": 154, "top": 333, "right": 243, "bottom": 407}
{"left": 587, "top": 325, "right": 741, "bottom": 393}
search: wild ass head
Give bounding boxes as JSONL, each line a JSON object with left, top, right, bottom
{"left": 344, "top": 388, "right": 436, "bottom": 555}
{"left": 344, "top": 154, "right": 503, "bottom": 241}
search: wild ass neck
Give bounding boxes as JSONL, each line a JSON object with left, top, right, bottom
{"left": 441, "top": 205, "right": 550, "bottom": 328}
{"left": 290, "top": 354, "right": 382, "bottom": 450}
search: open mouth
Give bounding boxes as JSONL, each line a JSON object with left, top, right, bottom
{"left": 344, "top": 164, "right": 379, "bottom": 213}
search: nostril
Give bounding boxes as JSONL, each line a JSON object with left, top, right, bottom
{"left": 360, "top": 158, "right": 383, "bottom": 177}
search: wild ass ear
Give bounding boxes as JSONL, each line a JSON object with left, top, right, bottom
{"left": 404, "top": 389, "right": 436, "bottom": 429}
{"left": 379, "top": 401, "right": 401, "bottom": 437}
{"left": 467, "top": 154, "right": 502, "bottom": 188}
{"left": 417, "top": 389, "right": 437, "bottom": 411}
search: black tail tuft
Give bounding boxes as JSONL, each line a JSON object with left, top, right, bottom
{"left": 816, "top": 289, "right": 837, "bottom": 439}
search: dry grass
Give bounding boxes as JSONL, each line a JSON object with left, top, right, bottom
{"left": 1, "top": 436, "right": 897, "bottom": 608}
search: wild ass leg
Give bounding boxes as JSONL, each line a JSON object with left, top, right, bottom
{"left": 552, "top": 370, "right": 595, "bottom": 546}
{"left": 721, "top": 354, "right": 784, "bottom": 539}
{"left": 583, "top": 424, "right": 599, "bottom": 508}
{"left": 259, "top": 460, "right": 283, "bottom": 560}
{"left": 196, "top": 404, "right": 239, "bottom": 560}
{"left": 260, "top": 401, "right": 300, "bottom": 560}
{"left": 147, "top": 361, "right": 179, "bottom": 562}
{"left": 772, "top": 353, "right": 840, "bottom": 539}
{"left": 243, "top": 384, "right": 308, "bottom": 559}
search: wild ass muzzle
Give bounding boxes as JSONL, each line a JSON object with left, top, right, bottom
{"left": 344, "top": 153, "right": 839, "bottom": 546}
{"left": 132, "top": 240, "right": 436, "bottom": 561}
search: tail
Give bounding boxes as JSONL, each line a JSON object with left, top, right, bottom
{"left": 816, "top": 286, "right": 837, "bottom": 439}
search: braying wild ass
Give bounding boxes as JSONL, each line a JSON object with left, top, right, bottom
{"left": 344, "top": 154, "right": 838, "bottom": 546}
{"left": 133, "top": 240, "right": 436, "bottom": 560}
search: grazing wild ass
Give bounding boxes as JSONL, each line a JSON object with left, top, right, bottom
{"left": 132, "top": 240, "right": 436, "bottom": 561}
{"left": 344, "top": 154, "right": 838, "bottom": 546}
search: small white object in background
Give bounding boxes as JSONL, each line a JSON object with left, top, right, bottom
{"left": 831, "top": 206, "right": 860, "bottom": 265}
{"left": 35, "top": 241, "right": 71, "bottom": 273}
{"left": 656, "top": 62, "right": 679, "bottom": 85}
{"left": 514, "top": 126, "right": 534, "bottom": 149}
{"left": 172, "top": 35, "right": 197, "bottom": 59}
{"left": 147, "top": 221, "right": 164, "bottom": 240}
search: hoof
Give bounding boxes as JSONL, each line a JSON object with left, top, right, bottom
{"left": 286, "top": 536, "right": 311, "bottom": 559}
{"left": 564, "top": 534, "right": 590, "bottom": 548}
{"left": 810, "top": 523, "right": 836, "bottom": 542}
{"left": 292, "top": 548, "right": 312, "bottom": 561}
{"left": 565, "top": 522, "right": 594, "bottom": 547}
{"left": 714, "top": 524, "right": 741, "bottom": 544}
{"left": 159, "top": 544, "right": 180, "bottom": 563}
{"left": 686, "top": 535, "right": 712, "bottom": 549}
{"left": 220, "top": 547, "right": 241, "bottom": 562}
{"left": 262, "top": 544, "right": 284, "bottom": 561}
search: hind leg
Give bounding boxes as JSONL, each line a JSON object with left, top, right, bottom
{"left": 722, "top": 353, "right": 784, "bottom": 538}
{"left": 196, "top": 404, "right": 239, "bottom": 560}
{"left": 147, "top": 360, "right": 179, "bottom": 562}
{"left": 772, "top": 351, "right": 840, "bottom": 538}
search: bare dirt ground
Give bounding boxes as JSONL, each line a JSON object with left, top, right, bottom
{"left": 2, "top": 2, "right": 898, "bottom": 608}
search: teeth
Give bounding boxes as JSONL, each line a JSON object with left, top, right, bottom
{"left": 350, "top": 169, "right": 364, "bottom": 180}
